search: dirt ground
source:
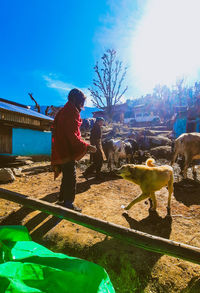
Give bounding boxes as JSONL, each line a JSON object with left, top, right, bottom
{"left": 0, "top": 157, "right": 200, "bottom": 292}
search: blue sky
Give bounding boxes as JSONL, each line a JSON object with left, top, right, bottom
{"left": 1, "top": 0, "right": 200, "bottom": 107}
{"left": 0, "top": 0, "right": 111, "bottom": 106}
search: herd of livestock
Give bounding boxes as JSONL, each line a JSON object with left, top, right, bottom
{"left": 81, "top": 118, "right": 200, "bottom": 180}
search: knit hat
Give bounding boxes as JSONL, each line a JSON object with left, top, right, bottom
{"left": 96, "top": 117, "right": 105, "bottom": 122}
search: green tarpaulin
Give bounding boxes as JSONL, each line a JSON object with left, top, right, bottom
{"left": 0, "top": 226, "right": 115, "bottom": 293}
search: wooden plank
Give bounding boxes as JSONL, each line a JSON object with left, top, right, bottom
{"left": 0, "top": 126, "right": 12, "bottom": 153}
{"left": 0, "top": 187, "right": 200, "bottom": 265}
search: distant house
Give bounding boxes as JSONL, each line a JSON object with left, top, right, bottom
{"left": 92, "top": 110, "right": 106, "bottom": 119}
{"left": 92, "top": 103, "right": 129, "bottom": 122}
{"left": 0, "top": 98, "right": 53, "bottom": 157}
{"left": 133, "top": 103, "right": 160, "bottom": 117}
{"left": 112, "top": 103, "right": 129, "bottom": 122}
{"left": 133, "top": 104, "right": 145, "bottom": 115}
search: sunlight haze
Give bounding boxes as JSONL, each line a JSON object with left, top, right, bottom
{"left": 129, "top": 0, "right": 200, "bottom": 94}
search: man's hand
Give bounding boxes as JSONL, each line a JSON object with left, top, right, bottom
{"left": 87, "top": 145, "right": 97, "bottom": 153}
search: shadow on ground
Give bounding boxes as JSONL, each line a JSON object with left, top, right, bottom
{"left": 77, "top": 171, "right": 121, "bottom": 194}
{"left": 122, "top": 208, "right": 172, "bottom": 239}
{"left": 173, "top": 178, "right": 200, "bottom": 206}
{"left": 0, "top": 172, "right": 119, "bottom": 239}
{"left": 0, "top": 192, "right": 60, "bottom": 236}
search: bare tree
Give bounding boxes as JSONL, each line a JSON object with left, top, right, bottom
{"left": 45, "top": 105, "right": 61, "bottom": 118}
{"left": 28, "top": 93, "right": 41, "bottom": 113}
{"left": 175, "top": 78, "right": 185, "bottom": 106}
{"left": 45, "top": 106, "right": 50, "bottom": 116}
{"left": 88, "top": 49, "right": 128, "bottom": 120}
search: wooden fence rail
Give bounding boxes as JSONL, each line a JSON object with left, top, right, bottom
{"left": 0, "top": 187, "right": 200, "bottom": 265}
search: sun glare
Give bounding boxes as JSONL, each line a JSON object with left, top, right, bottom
{"left": 130, "top": 0, "right": 200, "bottom": 93}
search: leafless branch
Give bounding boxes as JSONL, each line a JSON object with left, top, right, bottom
{"left": 89, "top": 49, "right": 128, "bottom": 119}
{"left": 28, "top": 93, "right": 41, "bottom": 113}
{"left": 45, "top": 106, "right": 50, "bottom": 116}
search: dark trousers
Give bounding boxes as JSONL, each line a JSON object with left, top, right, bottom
{"left": 85, "top": 150, "right": 103, "bottom": 175}
{"left": 59, "top": 161, "right": 76, "bottom": 206}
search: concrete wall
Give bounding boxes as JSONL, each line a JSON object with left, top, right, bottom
{"left": 12, "top": 128, "right": 52, "bottom": 156}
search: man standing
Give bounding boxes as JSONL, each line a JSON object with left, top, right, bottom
{"left": 51, "top": 89, "right": 96, "bottom": 212}
{"left": 83, "top": 117, "right": 106, "bottom": 179}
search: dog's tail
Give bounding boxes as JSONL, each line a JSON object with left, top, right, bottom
{"left": 146, "top": 158, "right": 155, "bottom": 167}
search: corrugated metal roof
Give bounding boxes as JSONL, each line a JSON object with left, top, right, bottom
{"left": 0, "top": 100, "right": 53, "bottom": 121}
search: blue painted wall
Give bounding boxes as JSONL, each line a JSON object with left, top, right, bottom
{"left": 12, "top": 128, "right": 52, "bottom": 156}
{"left": 173, "top": 117, "right": 200, "bottom": 138}
{"left": 196, "top": 118, "right": 200, "bottom": 132}
{"left": 173, "top": 117, "right": 187, "bottom": 138}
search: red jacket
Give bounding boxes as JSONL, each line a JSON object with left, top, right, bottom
{"left": 51, "top": 101, "right": 89, "bottom": 166}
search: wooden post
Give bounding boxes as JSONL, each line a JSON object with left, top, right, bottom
{"left": 0, "top": 187, "right": 200, "bottom": 265}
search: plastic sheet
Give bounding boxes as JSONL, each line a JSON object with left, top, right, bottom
{"left": 0, "top": 226, "right": 115, "bottom": 293}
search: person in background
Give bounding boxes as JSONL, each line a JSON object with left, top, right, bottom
{"left": 51, "top": 88, "right": 96, "bottom": 212}
{"left": 83, "top": 117, "right": 106, "bottom": 179}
